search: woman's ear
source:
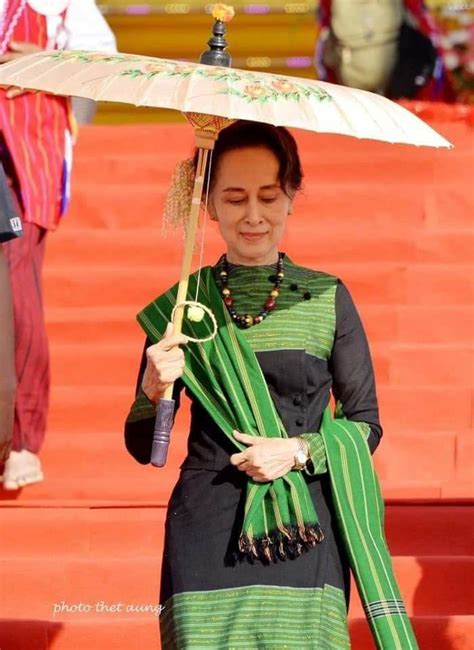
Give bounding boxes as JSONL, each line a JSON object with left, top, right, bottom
{"left": 287, "top": 189, "right": 296, "bottom": 216}
{"left": 207, "top": 200, "right": 218, "bottom": 221}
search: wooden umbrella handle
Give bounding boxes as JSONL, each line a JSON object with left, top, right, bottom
{"left": 152, "top": 128, "right": 226, "bottom": 467}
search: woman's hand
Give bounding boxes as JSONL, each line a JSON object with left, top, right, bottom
{"left": 141, "top": 323, "right": 188, "bottom": 404}
{"left": 230, "top": 432, "right": 301, "bottom": 482}
{"left": 0, "top": 41, "right": 43, "bottom": 98}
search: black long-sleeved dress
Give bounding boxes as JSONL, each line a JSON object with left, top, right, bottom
{"left": 124, "top": 257, "right": 382, "bottom": 650}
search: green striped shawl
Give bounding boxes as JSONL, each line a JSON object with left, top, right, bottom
{"left": 137, "top": 265, "right": 418, "bottom": 649}
{"left": 138, "top": 266, "right": 324, "bottom": 561}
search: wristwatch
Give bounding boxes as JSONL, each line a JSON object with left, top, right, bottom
{"left": 292, "top": 437, "right": 309, "bottom": 470}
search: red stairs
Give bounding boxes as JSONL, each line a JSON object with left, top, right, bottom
{"left": 0, "top": 114, "right": 473, "bottom": 649}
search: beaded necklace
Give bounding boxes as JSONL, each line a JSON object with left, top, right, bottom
{"left": 218, "top": 252, "right": 284, "bottom": 328}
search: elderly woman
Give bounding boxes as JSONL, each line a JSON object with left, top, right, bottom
{"left": 124, "top": 121, "right": 416, "bottom": 649}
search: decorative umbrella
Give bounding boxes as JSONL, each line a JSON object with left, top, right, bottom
{"left": 0, "top": 4, "right": 452, "bottom": 468}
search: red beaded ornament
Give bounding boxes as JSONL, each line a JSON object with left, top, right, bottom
{"left": 218, "top": 253, "right": 284, "bottom": 328}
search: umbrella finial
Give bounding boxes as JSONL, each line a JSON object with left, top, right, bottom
{"left": 200, "top": 4, "right": 235, "bottom": 68}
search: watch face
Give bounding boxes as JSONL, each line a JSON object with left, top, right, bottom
{"left": 295, "top": 450, "right": 307, "bottom": 465}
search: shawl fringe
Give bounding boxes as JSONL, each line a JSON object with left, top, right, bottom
{"left": 236, "top": 524, "right": 324, "bottom": 564}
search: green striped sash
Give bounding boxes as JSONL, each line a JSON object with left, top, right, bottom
{"left": 137, "top": 266, "right": 418, "bottom": 649}
{"left": 319, "top": 409, "right": 419, "bottom": 648}
{"left": 138, "top": 266, "right": 323, "bottom": 561}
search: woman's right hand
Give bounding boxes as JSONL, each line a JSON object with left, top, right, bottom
{"left": 141, "top": 323, "right": 188, "bottom": 404}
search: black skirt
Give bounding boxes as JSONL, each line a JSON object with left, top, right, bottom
{"left": 159, "top": 452, "right": 352, "bottom": 649}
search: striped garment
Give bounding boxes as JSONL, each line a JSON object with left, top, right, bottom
{"left": 136, "top": 265, "right": 419, "bottom": 649}
{"left": 138, "top": 266, "right": 325, "bottom": 562}
{"left": 3, "top": 221, "right": 49, "bottom": 452}
{"left": 0, "top": 0, "right": 71, "bottom": 230}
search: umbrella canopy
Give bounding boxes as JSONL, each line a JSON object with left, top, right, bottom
{"left": 0, "top": 6, "right": 452, "bottom": 470}
{"left": 0, "top": 49, "right": 451, "bottom": 148}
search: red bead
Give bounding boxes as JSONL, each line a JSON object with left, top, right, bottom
{"left": 224, "top": 296, "right": 234, "bottom": 307}
{"left": 265, "top": 298, "right": 276, "bottom": 311}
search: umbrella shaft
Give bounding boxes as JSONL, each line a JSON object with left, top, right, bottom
{"left": 163, "top": 145, "right": 210, "bottom": 400}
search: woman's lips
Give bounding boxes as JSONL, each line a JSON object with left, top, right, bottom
{"left": 240, "top": 232, "right": 267, "bottom": 241}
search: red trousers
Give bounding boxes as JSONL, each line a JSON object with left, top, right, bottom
{"left": 3, "top": 222, "right": 49, "bottom": 453}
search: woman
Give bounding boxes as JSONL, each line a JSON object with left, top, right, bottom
{"left": 0, "top": 0, "right": 116, "bottom": 491}
{"left": 124, "top": 121, "right": 415, "bottom": 649}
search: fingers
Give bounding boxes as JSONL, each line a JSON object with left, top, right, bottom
{"left": 230, "top": 440, "right": 294, "bottom": 482}
{"left": 156, "top": 333, "right": 189, "bottom": 351}
{"left": 230, "top": 451, "right": 247, "bottom": 466}
{"left": 5, "top": 86, "right": 26, "bottom": 99}
{"left": 147, "top": 344, "right": 185, "bottom": 369}
{"left": 233, "top": 430, "right": 258, "bottom": 445}
{"left": 0, "top": 42, "right": 42, "bottom": 64}
{"left": 156, "top": 322, "right": 188, "bottom": 351}
{"left": 157, "top": 360, "right": 185, "bottom": 384}
{"left": 141, "top": 324, "right": 188, "bottom": 400}
{"left": 9, "top": 41, "right": 42, "bottom": 54}
{"left": 231, "top": 459, "right": 272, "bottom": 481}
{"left": 0, "top": 53, "right": 22, "bottom": 63}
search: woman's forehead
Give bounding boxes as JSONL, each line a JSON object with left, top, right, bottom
{"left": 214, "top": 147, "right": 280, "bottom": 187}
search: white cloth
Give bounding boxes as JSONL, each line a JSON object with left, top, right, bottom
{"left": 55, "top": 0, "right": 117, "bottom": 52}
{"left": 0, "top": 0, "right": 117, "bottom": 52}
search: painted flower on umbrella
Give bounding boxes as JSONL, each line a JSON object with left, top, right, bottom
{"left": 172, "top": 64, "right": 196, "bottom": 76}
{"left": 271, "top": 79, "right": 298, "bottom": 94}
{"left": 84, "top": 53, "right": 117, "bottom": 62}
{"left": 48, "top": 51, "right": 131, "bottom": 65}
{"left": 242, "top": 83, "right": 271, "bottom": 100}
{"left": 144, "top": 62, "right": 169, "bottom": 74}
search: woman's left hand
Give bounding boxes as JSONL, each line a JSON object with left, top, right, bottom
{"left": 230, "top": 432, "right": 300, "bottom": 482}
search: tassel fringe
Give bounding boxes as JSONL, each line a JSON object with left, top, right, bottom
{"left": 236, "top": 524, "right": 324, "bottom": 564}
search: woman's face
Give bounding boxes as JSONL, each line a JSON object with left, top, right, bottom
{"left": 209, "top": 146, "right": 293, "bottom": 266}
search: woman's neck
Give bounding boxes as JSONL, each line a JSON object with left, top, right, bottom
{"left": 225, "top": 251, "right": 279, "bottom": 266}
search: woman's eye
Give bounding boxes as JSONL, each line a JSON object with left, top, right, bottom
{"left": 228, "top": 198, "right": 245, "bottom": 205}
{"left": 261, "top": 197, "right": 277, "bottom": 204}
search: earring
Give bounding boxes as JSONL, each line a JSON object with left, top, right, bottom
{"left": 288, "top": 207, "right": 293, "bottom": 215}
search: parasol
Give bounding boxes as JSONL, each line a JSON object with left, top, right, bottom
{"left": 0, "top": 4, "right": 452, "bottom": 467}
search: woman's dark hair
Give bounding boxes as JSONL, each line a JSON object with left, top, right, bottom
{"left": 197, "top": 120, "right": 303, "bottom": 197}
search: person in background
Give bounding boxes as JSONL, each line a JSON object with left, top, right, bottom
{"left": 316, "top": 0, "right": 453, "bottom": 101}
{"left": 0, "top": 161, "right": 21, "bottom": 474}
{"left": 0, "top": 0, "right": 116, "bottom": 491}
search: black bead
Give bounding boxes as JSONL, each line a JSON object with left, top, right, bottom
{"left": 290, "top": 283, "right": 298, "bottom": 291}
{"left": 303, "top": 292, "right": 311, "bottom": 300}
{"left": 268, "top": 274, "right": 276, "bottom": 283}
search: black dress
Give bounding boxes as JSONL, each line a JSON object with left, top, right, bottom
{"left": 125, "top": 259, "right": 382, "bottom": 650}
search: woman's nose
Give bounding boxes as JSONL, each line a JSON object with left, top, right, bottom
{"left": 244, "top": 200, "right": 263, "bottom": 225}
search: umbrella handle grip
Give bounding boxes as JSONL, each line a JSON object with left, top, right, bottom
{"left": 151, "top": 398, "right": 176, "bottom": 467}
